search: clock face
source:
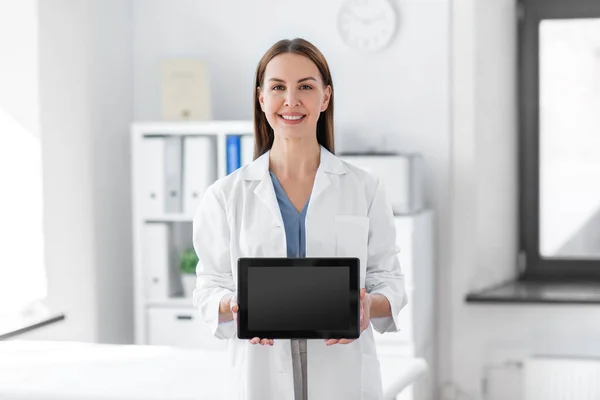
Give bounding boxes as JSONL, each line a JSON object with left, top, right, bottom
{"left": 337, "top": 0, "right": 398, "bottom": 52}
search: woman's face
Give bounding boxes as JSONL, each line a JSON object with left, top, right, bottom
{"left": 258, "top": 53, "right": 331, "bottom": 141}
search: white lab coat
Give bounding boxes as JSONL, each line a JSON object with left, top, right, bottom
{"left": 192, "top": 146, "right": 407, "bottom": 400}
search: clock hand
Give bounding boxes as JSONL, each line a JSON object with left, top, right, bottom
{"left": 363, "top": 12, "right": 386, "bottom": 25}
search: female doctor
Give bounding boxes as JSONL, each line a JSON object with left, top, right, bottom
{"left": 192, "top": 38, "right": 407, "bottom": 400}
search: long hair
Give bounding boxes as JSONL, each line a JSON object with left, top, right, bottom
{"left": 253, "top": 38, "right": 335, "bottom": 159}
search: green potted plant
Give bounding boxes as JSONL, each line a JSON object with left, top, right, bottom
{"left": 180, "top": 248, "right": 198, "bottom": 298}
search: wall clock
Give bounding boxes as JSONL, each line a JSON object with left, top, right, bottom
{"left": 337, "top": 0, "right": 399, "bottom": 52}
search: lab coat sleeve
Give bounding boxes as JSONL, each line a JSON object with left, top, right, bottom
{"left": 192, "top": 184, "right": 236, "bottom": 340}
{"left": 365, "top": 178, "right": 408, "bottom": 334}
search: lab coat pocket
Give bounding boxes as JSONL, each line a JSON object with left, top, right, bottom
{"left": 335, "top": 215, "right": 369, "bottom": 281}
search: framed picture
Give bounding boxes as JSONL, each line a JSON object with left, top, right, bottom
{"left": 160, "top": 59, "right": 212, "bottom": 120}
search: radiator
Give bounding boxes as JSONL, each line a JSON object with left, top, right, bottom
{"left": 523, "top": 356, "right": 600, "bottom": 400}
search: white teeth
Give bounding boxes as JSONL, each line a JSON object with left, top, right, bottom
{"left": 281, "top": 115, "right": 304, "bottom": 120}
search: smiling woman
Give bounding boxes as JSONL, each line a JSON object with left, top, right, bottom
{"left": 192, "top": 38, "right": 405, "bottom": 400}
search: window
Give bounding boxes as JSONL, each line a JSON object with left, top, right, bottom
{"left": 520, "top": 0, "right": 600, "bottom": 279}
{"left": 0, "top": 109, "right": 47, "bottom": 313}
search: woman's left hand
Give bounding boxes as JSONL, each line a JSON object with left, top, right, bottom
{"left": 325, "top": 288, "right": 371, "bottom": 346}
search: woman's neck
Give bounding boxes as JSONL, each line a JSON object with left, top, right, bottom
{"left": 269, "top": 136, "right": 320, "bottom": 180}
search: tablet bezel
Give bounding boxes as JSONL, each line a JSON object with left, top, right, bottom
{"left": 237, "top": 257, "right": 360, "bottom": 340}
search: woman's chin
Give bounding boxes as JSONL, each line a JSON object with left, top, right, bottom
{"left": 279, "top": 131, "right": 314, "bottom": 141}
{"left": 274, "top": 124, "right": 311, "bottom": 136}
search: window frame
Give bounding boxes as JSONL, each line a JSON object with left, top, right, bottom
{"left": 519, "top": 0, "right": 600, "bottom": 280}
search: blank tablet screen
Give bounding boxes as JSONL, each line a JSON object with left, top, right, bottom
{"left": 247, "top": 266, "right": 349, "bottom": 331}
{"left": 237, "top": 257, "right": 360, "bottom": 339}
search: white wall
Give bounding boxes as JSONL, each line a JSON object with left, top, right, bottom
{"left": 89, "top": 0, "right": 135, "bottom": 345}
{"left": 30, "top": 0, "right": 134, "bottom": 343}
{"left": 0, "top": 0, "right": 46, "bottom": 313}
{"left": 448, "top": 0, "right": 520, "bottom": 395}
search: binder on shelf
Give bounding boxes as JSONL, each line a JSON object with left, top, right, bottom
{"left": 241, "top": 135, "right": 255, "bottom": 166}
{"left": 164, "top": 137, "right": 183, "bottom": 214}
{"left": 141, "top": 137, "right": 166, "bottom": 216}
{"left": 183, "top": 136, "right": 217, "bottom": 216}
{"left": 143, "top": 223, "right": 181, "bottom": 299}
{"left": 226, "top": 135, "right": 241, "bottom": 174}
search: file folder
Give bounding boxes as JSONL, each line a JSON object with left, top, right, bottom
{"left": 241, "top": 135, "right": 255, "bottom": 166}
{"left": 143, "top": 223, "right": 180, "bottom": 299}
{"left": 183, "top": 136, "right": 217, "bottom": 216}
{"left": 164, "top": 137, "right": 183, "bottom": 214}
{"left": 226, "top": 135, "right": 241, "bottom": 174}
{"left": 141, "top": 138, "right": 166, "bottom": 216}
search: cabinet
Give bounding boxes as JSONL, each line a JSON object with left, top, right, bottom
{"left": 146, "top": 307, "right": 226, "bottom": 350}
{"left": 376, "top": 211, "right": 435, "bottom": 400}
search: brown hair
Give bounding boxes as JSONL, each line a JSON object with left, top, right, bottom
{"left": 253, "top": 38, "right": 335, "bottom": 159}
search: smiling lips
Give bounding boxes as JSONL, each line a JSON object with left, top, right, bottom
{"left": 278, "top": 113, "right": 306, "bottom": 124}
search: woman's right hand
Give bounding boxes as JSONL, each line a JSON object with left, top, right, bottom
{"left": 223, "top": 294, "right": 273, "bottom": 346}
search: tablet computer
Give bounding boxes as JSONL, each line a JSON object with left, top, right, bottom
{"left": 237, "top": 257, "right": 360, "bottom": 340}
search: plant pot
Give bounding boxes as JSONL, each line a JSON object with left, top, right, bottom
{"left": 181, "top": 273, "right": 197, "bottom": 298}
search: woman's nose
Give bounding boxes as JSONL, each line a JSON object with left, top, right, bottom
{"left": 284, "top": 89, "right": 300, "bottom": 107}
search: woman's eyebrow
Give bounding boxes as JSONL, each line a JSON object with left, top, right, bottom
{"left": 267, "top": 77, "right": 318, "bottom": 83}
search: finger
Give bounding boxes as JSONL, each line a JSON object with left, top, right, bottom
{"left": 230, "top": 294, "right": 238, "bottom": 310}
{"left": 360, "top": 288, "right": 366, "bottom": 300}
{"left": 231, "top": 303, "right": 239, "bottom": 313}
{"left": 325, "top": 339, "right": 339, "bottom": 346}
{"left": 268, "top": 339, "right": 274, "bottom": 346}
{"left": 337, "top": 338, "right": 355, "bottom": 345}
{"left": 250, "top": 337, "right": 260, "bottom": 345}
{"left": 260, "top": 338, "right": 269, "bottom": 346}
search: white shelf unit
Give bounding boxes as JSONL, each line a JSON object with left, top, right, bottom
{"left": 131, "top": 120, "right": 254, "bottom": 351}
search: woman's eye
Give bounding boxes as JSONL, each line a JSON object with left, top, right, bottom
{"left": 300, "top": 85, "right": 312, "bottom": 90}
{"left": 272, "top": 85, "right": 284, "bottom": 91}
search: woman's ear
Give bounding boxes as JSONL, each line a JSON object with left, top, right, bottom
{"left": 320, "top": 85, "right": 332, "bottom": 112}
{"left": 257, "top": 87, "right": 265, "bottom": 111}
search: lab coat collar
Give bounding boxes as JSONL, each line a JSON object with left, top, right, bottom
{"left": 241, "top": 145, "right": 347, "bottom": 181}
{"left": 244, "top": 145, "right": 347, "bottom": 226}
